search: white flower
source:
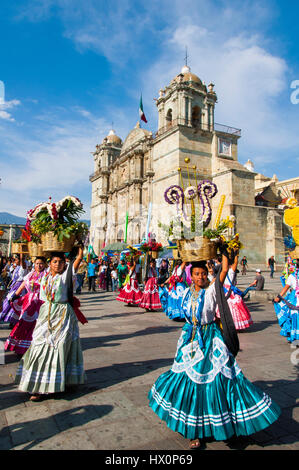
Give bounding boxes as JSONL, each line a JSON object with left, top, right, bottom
{"left": 56, "top": 195, "right": 83, "bottom": 211}
{"left": 184, "top": 186, "right": 197, "bottom": 200}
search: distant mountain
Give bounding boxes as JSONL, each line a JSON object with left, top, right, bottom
{"left": 0, "top": 212, "right": 91, "bottom": 226}
{"left": 0, "top": 212, "right": 26, "bottom": 225}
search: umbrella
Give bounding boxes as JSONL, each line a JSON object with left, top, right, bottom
{"left": 101, "top": 242, "right": 128, "bottom": 253}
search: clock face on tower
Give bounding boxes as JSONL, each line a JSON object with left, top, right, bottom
{"left": 218, "top": 138, "right": 232, "bottom": 156}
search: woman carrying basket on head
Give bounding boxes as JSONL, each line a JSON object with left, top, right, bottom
{"left": 116, "top": 257, "right": 143, "bottom": 306}
{"left": 148, "top": 249, "right": 280, "bottom": 449}
{"left": 15, "top": 245, "right": 86, "bottom": 401}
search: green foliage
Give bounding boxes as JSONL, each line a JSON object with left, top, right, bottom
{"left": 31, "top": 201, "right": 88, "bottom": 241}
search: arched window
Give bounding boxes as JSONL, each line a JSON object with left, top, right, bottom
{"left": 191, "top": 106, "right": 201, "bottom": 128}
{"left": 117, "top": 229, "right": 124, "bottom": 242}
{"left": 166, "top": 108, "right": 173, "bottom": 127}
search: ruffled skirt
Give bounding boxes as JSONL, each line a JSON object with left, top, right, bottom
{"left": 5, "top": 293, "right": 43, "bottom": 355}
{"left": 159, "top": 286, "right": 169, "bottom": 312}
{"left": 148, "top": 322, "right": 280, "bottom": 440}
{"left": 116, "top": 279, "right": 142, "bottom": 306}
{"left": 139, "top": 278, "right": 162, "bottom": 310}
{"left": 216, "top": 293, "right": 253, "bottom": 330}
{"left": 166, "top": 283, "right": 186, "bottom": 320}
{"left": 273, "top": 290, "right": 299, "bottom": 344}
{"left": 15, "top": 301, "right": 85, "bottom": 394}
{"left": 0, "top": 281, "right": 24, "bottom": 324}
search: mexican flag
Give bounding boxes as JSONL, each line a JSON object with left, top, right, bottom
{"left": 139, "top": 95, "right": 147, "bottom": 123}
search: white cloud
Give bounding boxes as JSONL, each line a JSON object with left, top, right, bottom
{"left": 0, "top": 99, "right": 21, "bottom": 121}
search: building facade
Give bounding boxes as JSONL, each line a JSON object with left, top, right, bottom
{"left": 90, "top": 65, "right": 293, "bottom": 265}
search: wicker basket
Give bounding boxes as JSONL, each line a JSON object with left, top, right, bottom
{"left": 28, "top": 242, "right": 47, "bottom": 258}
{"left": 289, "top": 246, "right": 299, "bottom": 259}
{"left": 41, "top": 232, "right": 75, "bottom": 253}
{"left": 151, "top": 251, "right": 159, "bottom": 259}
{"left": 172, "top": 249, "right": 180, "bottom": 260}
{"left": 11, "top": 242, "right": 29, "bottom": 255}
{"left": 177, "top": 236, "right": 217, "bottom": 262}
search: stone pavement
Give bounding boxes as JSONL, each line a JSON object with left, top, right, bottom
{"left": 0, "top": 272, "right": 298, "bottom": 451}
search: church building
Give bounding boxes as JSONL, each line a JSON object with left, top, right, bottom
{"left": 89, "top": 65, "right": 295, "bottom": 265}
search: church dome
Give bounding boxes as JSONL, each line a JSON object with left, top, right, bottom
{"left": 104, "top": 129, "right": 122, "bottom": 146}
{"left": 174, "top": 65, "right": 203, "bottom": 86}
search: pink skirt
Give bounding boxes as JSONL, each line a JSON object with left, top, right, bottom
{"left": 5, "top": 293, "right": 43, "bottom": 355}
{"left": 116, "top": 279, "right": 142, "bottom": 306}
{"left": 139, "top": 278, "right": 162, "bottom": 311}
{"left": 99, "top": 272, "right": 106, "bottom": 289}
{"left": 216, "top": 293, "right": 253, "bottom": 330}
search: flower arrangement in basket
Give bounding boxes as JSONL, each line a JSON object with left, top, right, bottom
{"left": 283, "top": 197, "right": 299, "bottom": 259}
{"left": 139, "top": 240, "right": 163, "bottom": 259}
{"left": 27, "top": 196, "right": 89, "bottom": 252}
{"left": 162, "top": 159, "right": 242, "bottom": 262}
{"left": 124, "top": 246, "right": 142, "bottom": 262}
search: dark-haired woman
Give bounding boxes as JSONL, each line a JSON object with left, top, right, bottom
{"left": 139, "top": 259, "right": 162, "bottom": 311}
{"left": 15, "top": 247, "right": 85, "bottom": 401}
{"left": 5, "top": 257, "right": 47, "bottom": 356}
{"left": 116, "top": 257, "right": 142, "bottom": 306}
{"left": 148, "top": 253, "right": 280, "bottom": 449}
{"left": 0, "top": 255, "right": 27, "bottom": 326}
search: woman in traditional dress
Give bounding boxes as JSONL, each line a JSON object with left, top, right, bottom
{"left": 158, "top": 263, "right": 170, "bottom": 313}
{"left": 216, "top": 254, "right": 253, "bottom": 331}
{"left": 116, "top": 257, "right": 143, "bottom": 306}
{"left": 139, "top": 259, "right": 162, "bottom": 312}
{"left": 273, "top": 258, "right": 299, "bottom": 345}
{"left": 5, "top": 257, "right": 47, "bottom": 356}
{"left": 163, "top": 260, "right": 187, "bottom": 321}
{"left": 15, "top": 247, "right": 85, "bottom": 401}
{"left": 98, "top": 262, "right": 107, "bottom": 290}
{"left": 117, "top": 258, "right": 129, "bottom": 291}
{"left": 0, "top": 254, "right": 28, "bottom": 327}
{"left": 148, "top": 253, "right": 281, "bottom": 449}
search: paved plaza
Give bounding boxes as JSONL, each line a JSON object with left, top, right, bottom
{"left": 0, "top": 270, "right": 298, "bottom": 451}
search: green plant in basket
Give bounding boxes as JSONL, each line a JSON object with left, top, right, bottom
{"left": 27, "top": 196, "right": 88, "bottom": 242}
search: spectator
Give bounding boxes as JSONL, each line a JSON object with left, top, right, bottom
{"left": 268, "top": 256, "right": 276, "bottom": 278}
{"left": 111, "top": 267, "right": 118, "bottom": 292}
{"left": 135, "top": 259, "right": 141, "bottom": 284}
{"left": 240, "top": 256, "right": 248, "bottom": 275}
{"left": 106, "top": 262, "right": 114, "bottom": 292}
{"left": 87, "top": 258, "right": 98, "bottom": 292}
{"left": 76, "top": 258, "right": 87, "bottom": 294}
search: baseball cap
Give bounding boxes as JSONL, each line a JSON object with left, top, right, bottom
{"left": 256, "top": 269, "right": 261, "bottom": 273}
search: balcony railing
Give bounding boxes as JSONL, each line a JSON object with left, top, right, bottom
{"left": 152, "top": 118, "right": 241, "bottom": 139}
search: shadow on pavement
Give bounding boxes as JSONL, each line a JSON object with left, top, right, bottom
{"left": 0, "top": 404, "right": 113, "bottom": 450}
{"left": 81, "top": 325, "right": 181, "bottom": 351}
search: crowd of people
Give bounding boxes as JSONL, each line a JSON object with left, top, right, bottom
{"left": 0, "top": 247, "right": 298, "bottom": 449}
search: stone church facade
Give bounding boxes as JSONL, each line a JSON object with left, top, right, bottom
{"left": 90, "top": 65, "right": 296, "bottom": 265}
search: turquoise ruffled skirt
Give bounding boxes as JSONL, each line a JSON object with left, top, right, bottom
{"left": 166, "top": 283, "right": 186, "bottom": 320}
{"left": 148, "top": 322, "right": 280, "bottom": 441}
{"left": 273, "top": 290, "right": 299, "bottom": 344}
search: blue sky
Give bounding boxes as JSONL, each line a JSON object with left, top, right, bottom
{"left": 1, "top": 0, "right": 299, "bottom": 218}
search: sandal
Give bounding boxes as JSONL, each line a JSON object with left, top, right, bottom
{"left": 189, "top": 438, "right": 201, "bottom": 449}
{"left": 29, "top": 394, "right": 43, "bottom": 402}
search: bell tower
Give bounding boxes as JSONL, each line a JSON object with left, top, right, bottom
{"left": 156, "top": 65, "right": 217, "bottom": 132}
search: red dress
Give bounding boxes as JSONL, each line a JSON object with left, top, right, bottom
{"left": 216, "top": 268, "right": 253, "bottom": 330}
{"left": 5, "top": 270, "right": 44, "bottom": 355}
{"left": 116, "top": 269, "right": 142, "bottom": 306}
{"left": 139, "top": 267, "right": 162, "bottom": 311}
